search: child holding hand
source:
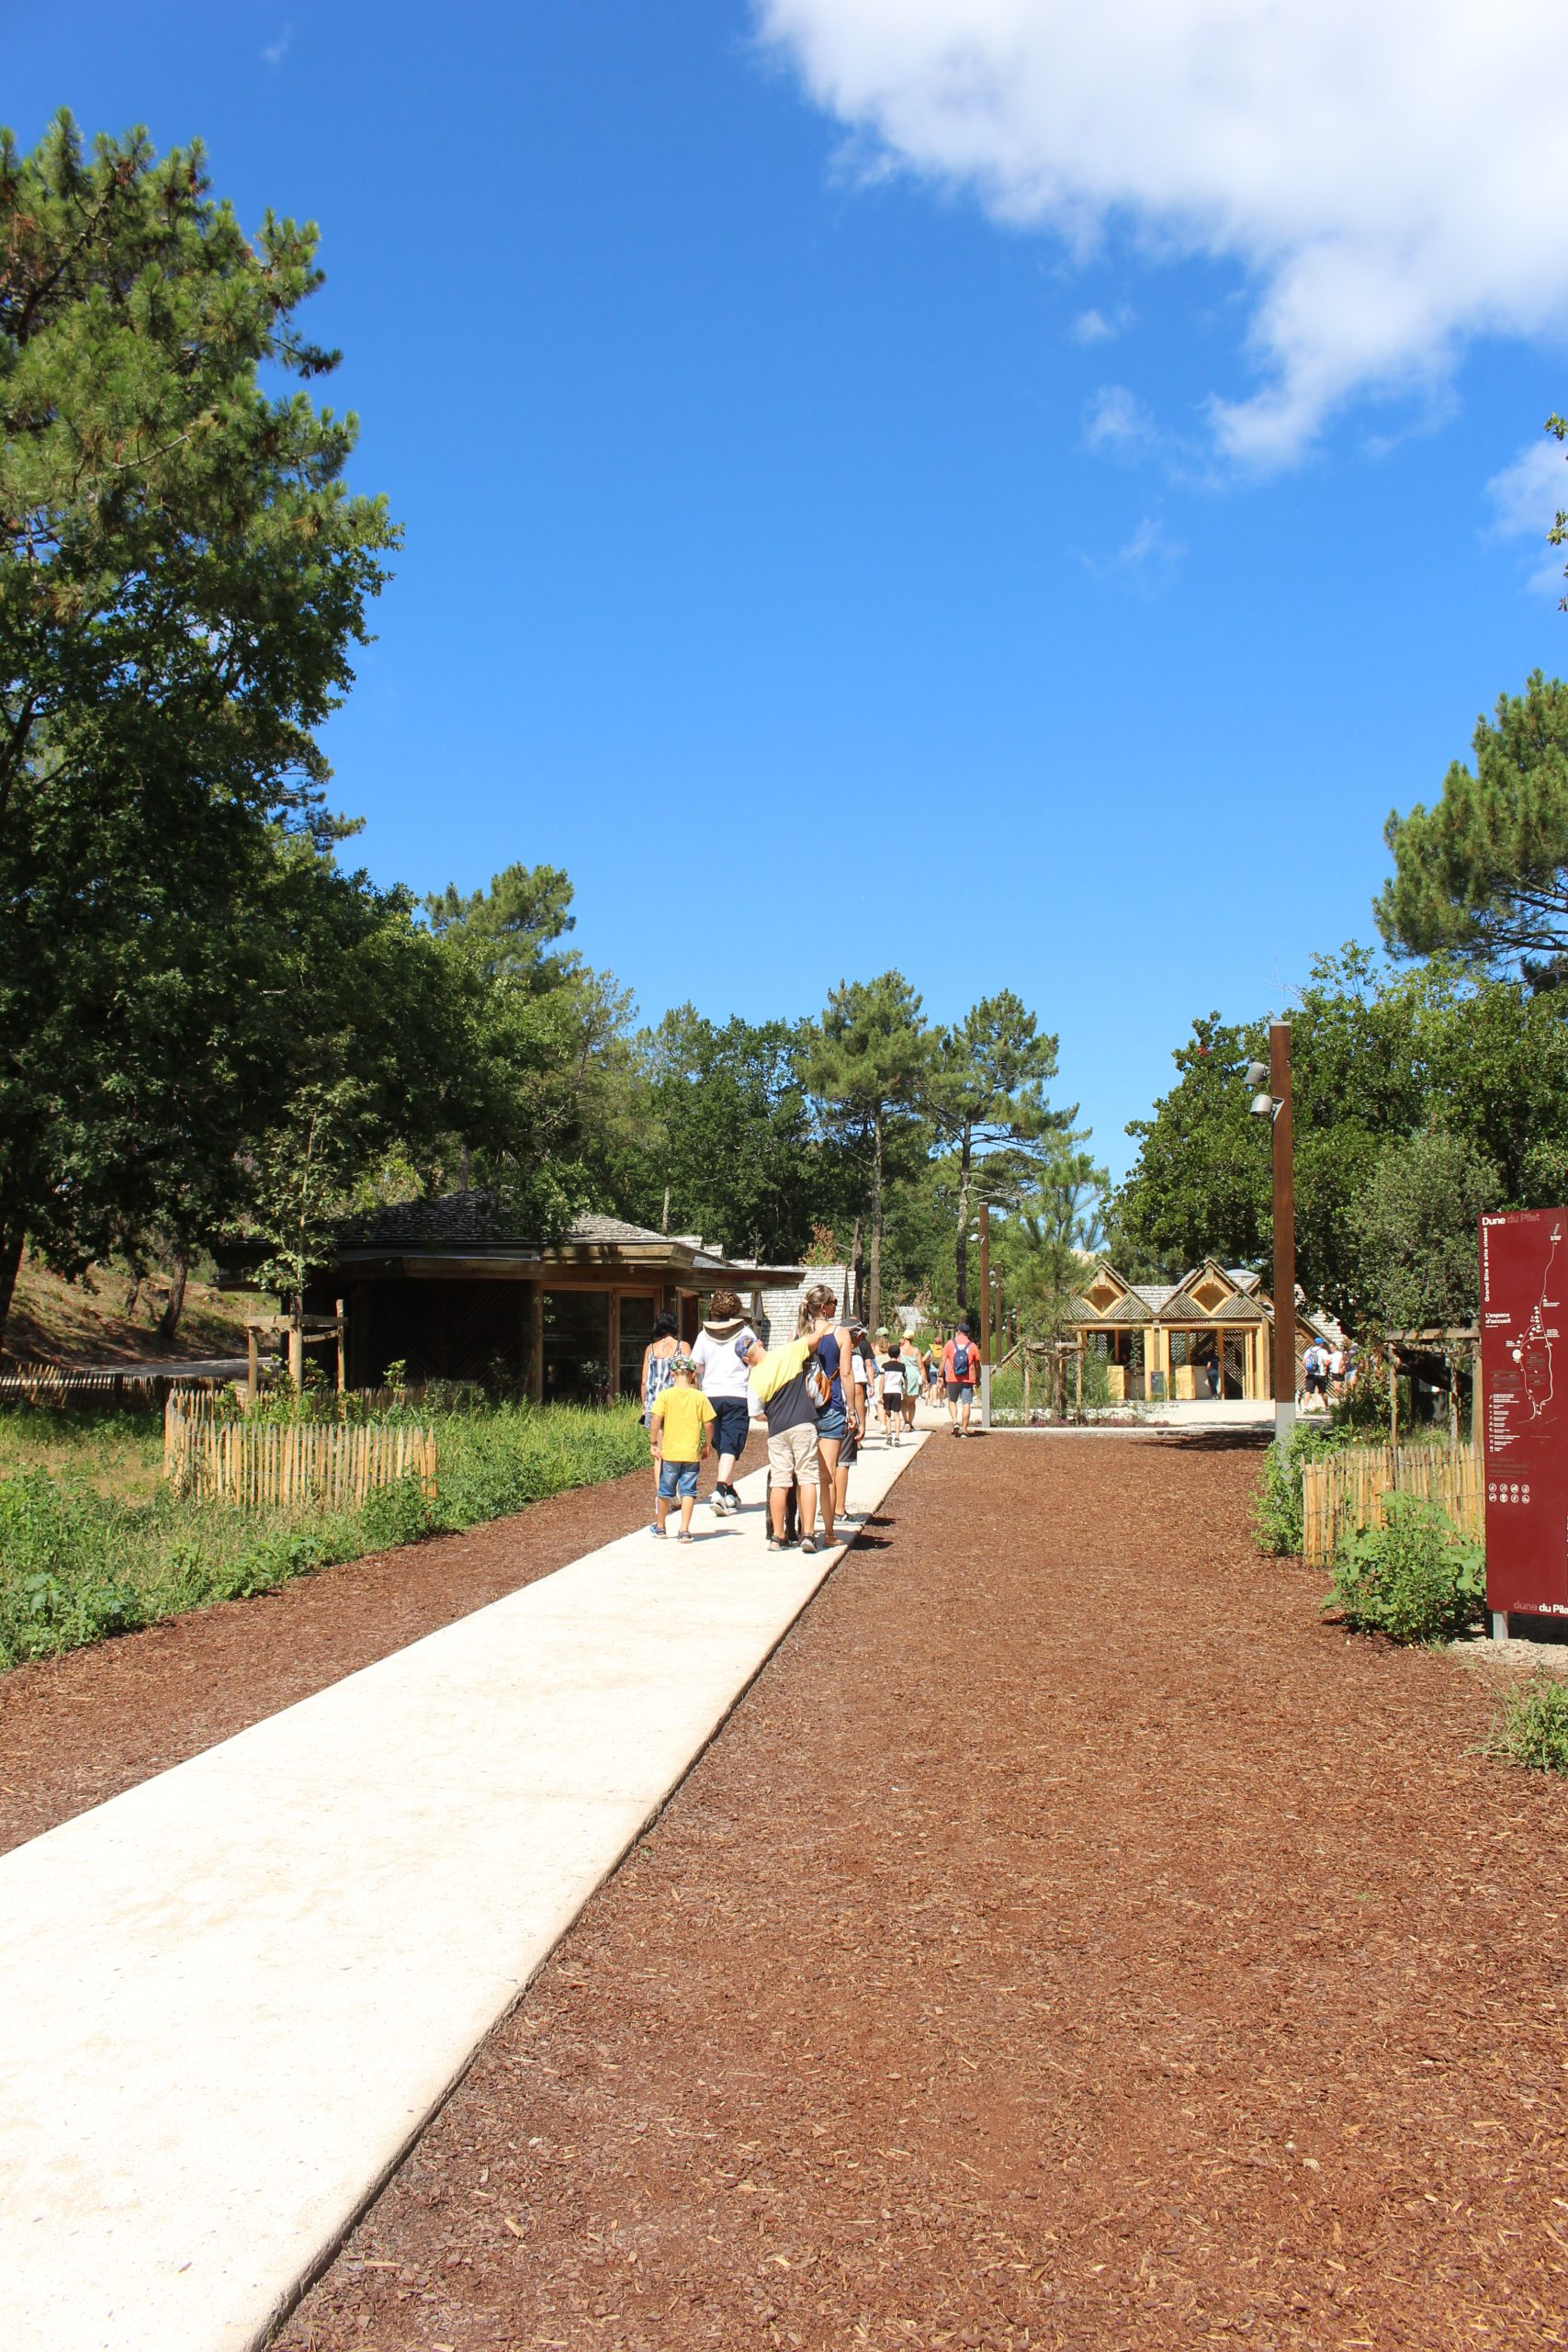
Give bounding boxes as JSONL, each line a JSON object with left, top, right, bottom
{"left": 649, "top": 1353, "right": 715, "bottom": 1543}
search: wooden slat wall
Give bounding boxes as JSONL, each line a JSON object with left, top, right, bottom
{"left": 1300, "top": 1442, "right": 1482, "bottom": 1566}
{"left": 164, "top": 1400, "right": 437, "bottom": 1510}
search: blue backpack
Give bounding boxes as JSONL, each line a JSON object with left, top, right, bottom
{"left": 952, "top": 1338, "right": 972, "bottom": 1379}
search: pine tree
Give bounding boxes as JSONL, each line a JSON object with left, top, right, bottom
{"left": 803, "top": 974, "right": 930, "bottom": 1331}
{"left": 1377, "top": 672, "right": 1568, "bottom": 983}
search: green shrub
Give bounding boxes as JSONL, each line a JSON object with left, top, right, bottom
{"left": 1325, "top": 1493, "right": 1484, "bottom": 1643}
{"left": 1253, "top": 1419, "right": 1358, "bottom": 1555}
{"left": 1486, "top": 1679, "right": 1568, "bottom": 1773}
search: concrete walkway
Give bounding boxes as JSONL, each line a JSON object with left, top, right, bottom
{"left": 0, "top": 1435, "right": 925, "bottom": 2352}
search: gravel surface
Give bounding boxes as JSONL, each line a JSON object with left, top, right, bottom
{"left": 276, "top": 1430, "right": 1568, "bottom": 2352}
{"left": 0, "top": 1459, "right": 685, "bottom": 1856}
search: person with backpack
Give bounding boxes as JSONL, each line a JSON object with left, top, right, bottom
{"left": 736, "top": 1328, "right": 825, "bottom": 1555}
{"left": 941, "top": 1319, "right": 979, "bottom": 1436}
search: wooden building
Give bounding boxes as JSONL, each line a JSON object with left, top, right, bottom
{"left": 309, "top": 1194, "right": 814, "bottom": 1399}
{"left": 1066, "top": 1258, "right": 1327, "bottom": 1402}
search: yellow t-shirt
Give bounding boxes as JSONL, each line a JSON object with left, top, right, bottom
{"left": 651, "top": 1383, "right": 716, "bottom": 1462}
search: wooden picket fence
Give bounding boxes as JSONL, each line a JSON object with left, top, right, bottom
{"left": 1300, "top": 1442, "right": 1482, "bottom": 1566}
{"left": 0, "top": 1365, "right": 224, "bottom": 1410}
{"left": 164, "top": 1397, "right": 436, "bottom": 1510}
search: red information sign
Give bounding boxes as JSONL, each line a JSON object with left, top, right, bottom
{"left": 1480, "top": 1207, "right": 1568, "bottom": 1618}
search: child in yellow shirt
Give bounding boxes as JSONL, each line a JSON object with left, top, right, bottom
{"left": 649, "top": 1354, "right": 715, "bottom": 1541}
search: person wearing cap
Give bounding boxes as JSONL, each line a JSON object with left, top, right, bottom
{"left": 736, "top": 1329, "right": 823, "bottom": 1555}
{"left": 648, "top": 1351, "right": 714, "bottom": 1543}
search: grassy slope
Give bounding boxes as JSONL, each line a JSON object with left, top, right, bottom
{"left": 3, "top": 1255, "right": 253, "bottom": 1367}
{"left": 0, "top": 1400, "right": 649, "bottom": 1669}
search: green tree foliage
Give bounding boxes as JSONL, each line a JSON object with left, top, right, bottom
{"left": 0, "top": 115, "right": 398, "bottom": 1349}
{"left": 1377, "top": 673, "right": 1568, "bottom": 985}
{"left": 996, "top": 1136, "right": 1108, "bottom": 1344}
{"left": 802, "top": 974, "right": 931, "bottom": 1330}
{"left": 1346, "top": 1131, "right": 1502, "bottom": 1331}
{"left": 617, "top": 1007, "right": 825, "bottom": 1261}
{"left": 1114, "top": 950, "right": 1568, "bottom": 1321}
{"left": 926, "top": 991, "right": 1064, "bottom": 1313}
{"left": 422, "top": 862, "right": 633, "bottom": 1230}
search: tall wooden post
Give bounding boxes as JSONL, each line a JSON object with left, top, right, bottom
{"left": 1270, "top": 1021, "right": 1296, "bottom": 1446}
{"left": 334, "top": 1298, "right": 346, "bottom": 1396}
{"left": 977, "top": 1201, "right": 990, "bottom": 1363}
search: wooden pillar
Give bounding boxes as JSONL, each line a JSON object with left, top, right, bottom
{"left": 525, "top": 1281, "right": 544, "bottom": 1404}
{"left": 246, "top": 1325, "right": 259, "bottom": 1404}
{"left": 335, "top": 1298, "right": 346, "bottom": 1396}
{"left": 607, "top": 1292, "right": 622, "bottom": 1408}
{"left": 978, "top": 1202, "right": 990, "bottom": 1363}
{"left": 288, "top": 1322, "right": 304, "bottom": 1391}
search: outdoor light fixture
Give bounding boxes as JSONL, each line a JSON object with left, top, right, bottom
{"left": 1241, "top": 1033, "right": 1296, "bottom": 1444}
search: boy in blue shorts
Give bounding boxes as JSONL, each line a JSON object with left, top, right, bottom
{"left": 649, "top": 1353, "right": 715, "bottom": 1542}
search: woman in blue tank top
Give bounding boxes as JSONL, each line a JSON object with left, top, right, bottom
{"left": 801, "top": 1282, "right": 853, "bottom": 1545}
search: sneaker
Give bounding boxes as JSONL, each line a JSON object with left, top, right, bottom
{"left": 649, "top": 1521, "right": 665, "bottom": 1537}
{"left": 711, "top": 1489, "right": 732, "bottom": 1516}
{"left": 766, "top": 1537, "right": 784, "bottom": 1554}
{"left": 800, "top": 1535, "right": 818, "bottom": 1555}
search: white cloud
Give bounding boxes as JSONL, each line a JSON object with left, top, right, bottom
{"left": 1085, "top": 515, "right": 1187, "bottom": 594}
{"left": 1071, "top": 305, "right": 1132, "bottom": 345}
{"left": 755, "top": 0, "right": 1568, "bottom": 469}
{"left": 1084, "top": 384, "right": 1154, "bottom": 457}
{"left": 261, "top": 25, "right": 291, "bottom": 65}
{"left": 1487, "top": 437, "right": 1568, "bottom": 593}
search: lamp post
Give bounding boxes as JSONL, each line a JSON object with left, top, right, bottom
{"left": 1247, "top": 1022, "right": 1296, "bottom": 1446}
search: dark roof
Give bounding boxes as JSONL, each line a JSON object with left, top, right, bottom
{"left": 336, "top": 1193, "right": 685, "bottom": 1253}
{"left": 330, "top": 1193, "right": 807, "bottom": 1283}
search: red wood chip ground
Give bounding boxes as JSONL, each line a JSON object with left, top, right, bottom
{"left": 258, "top": 1432, "right": 1568, "bottom": 2352}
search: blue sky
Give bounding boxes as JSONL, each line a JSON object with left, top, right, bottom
{"left": 12, "top": 2, "right": 1568, "bottom": 1179}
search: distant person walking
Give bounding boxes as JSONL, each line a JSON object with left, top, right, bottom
{"left": 648, "top": 1353, "right": 714, "bottom": 1542}
{"left": 879, "top": 1342, "right": 907, "bottom": 1444}
{"left": 737, "top": 1328, "right": 824, "bottom": 1555}
{"left": 899, "top": 1336, "right": 920, "bottom": 1432}
{"left": 639, "top": 1310, "right": 681, "bottom": 1499}
{"left": 942, "top": 1320, "right": 979, "bottom": 1436}
{"left": 691, "top": 1288, "right": 757, "bottom": 1516}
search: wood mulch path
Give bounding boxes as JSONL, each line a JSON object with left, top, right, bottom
{"left": 0, "top": 1460, "right": 682, "bottom": 1857}
{"left": 275, "top": 1431, "right": 1568, "bottom": 2352}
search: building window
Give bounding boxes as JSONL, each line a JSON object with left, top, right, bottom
{"left": 543, "top": 1290, "right": 610, "bottom": 1404}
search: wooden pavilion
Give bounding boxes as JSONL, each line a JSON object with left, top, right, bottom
{"left": 305, "top": 1193, "right": 813, "bottom": 1399}
{"left": 1065, "top": 1258, "right": 1328, "bottom": 1403}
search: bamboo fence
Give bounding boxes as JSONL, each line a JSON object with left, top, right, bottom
{"left": 1300, "top": 1441, "right": 1482, "bottom": 1566}
{"left": 164, "top": 1397, "right": 437, "bottom": 1510}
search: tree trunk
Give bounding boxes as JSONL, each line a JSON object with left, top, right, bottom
{"left": 155, "top": 1249, "right": 189, "bottom": 1345}
{"left": 458, "top": 1141, "right": 472, "bottom": 1193}
{"left": 954, "top": 1124, "right": 973, "bottom": 1313}
{"left": 661, "top": 1182, "right": 671, "bottom": 1236}
{"left": 0, "top": 1216, "right": 24, "bottom": 1359}
{"left": 850, "top": 1214, "right": 864, "bottom": 1323}
{"left": 869, "top": 1113, "right": 884, "bottom": 1333}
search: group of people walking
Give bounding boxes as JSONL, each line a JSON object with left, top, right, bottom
{"left": 639, "top": 1288, "right": 986, "bottom": 1545}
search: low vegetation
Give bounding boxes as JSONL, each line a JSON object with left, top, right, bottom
{"left": 0, "top": 1400, "right": 646, "bottom": 1670}
{"left": 1486, "top": 1679, "right": 1568, "bottom": 1775}
{"left": 1325, "top": 1494, "right": 1484, "bottom": 1645}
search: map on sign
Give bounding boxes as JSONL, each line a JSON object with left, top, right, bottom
{"left": 1481, "top": 1208, "right": 1568, "bottom": 1618}
{"left": 1507, "top": 1214, "right": 1562, "bottom": 1419}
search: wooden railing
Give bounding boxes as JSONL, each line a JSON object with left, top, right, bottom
{"left": 164, "top": 1398, "right": 437, "bottom": 1510}
{"left": 1300, "top": 1442, "right": 1482, "bottom": 1566}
